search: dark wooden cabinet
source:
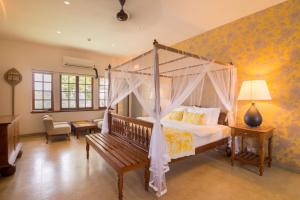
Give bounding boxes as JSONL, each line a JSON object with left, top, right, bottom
{"left": 0, "top": 115, "right": 23, "bottom": 176}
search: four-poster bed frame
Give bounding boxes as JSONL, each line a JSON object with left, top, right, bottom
{"left": 86, "top": 40, "right": 234, "bottom": 200}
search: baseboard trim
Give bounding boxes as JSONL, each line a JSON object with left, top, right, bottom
{"left": 273, "top": 161, "right": 300, "bottom": 174}
{"left": 20, "top": 132, "right": 45, "bottom": 137}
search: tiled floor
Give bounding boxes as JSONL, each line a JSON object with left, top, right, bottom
{"left": 0, "top": 134, "right": 300, "bottom": 200}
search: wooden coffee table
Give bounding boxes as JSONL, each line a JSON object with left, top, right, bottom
{"left": 71, "top": 121, "right": 99, "bottom": 139}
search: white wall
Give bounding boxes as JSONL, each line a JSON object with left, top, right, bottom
{"left": 0, "top": 39, "right": 125, "bottom": 134}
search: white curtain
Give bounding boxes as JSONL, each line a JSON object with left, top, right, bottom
{"left": 124, "top": 49, "right": 170, "bottom": 196}
{"left": 148, "top": 66, "right": 209, "bottom": 197}
{"left": 125, "top": 51, "right": 212, "bottom": 196}
{"left": 101, "top": 71, "right": 144, "bottom": 133}
{"left": 207, "top": 67, "right": 237, "bottom": 125}
{"left": 184, "top": 77, "right": 205, "bottom": 106}
{"left": 161, "top": 67, "right": 209, "bottom": 118}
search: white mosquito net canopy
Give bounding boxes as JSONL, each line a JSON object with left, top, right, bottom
{"left": 101, "top": 41, "right": 237, "bottom": 197}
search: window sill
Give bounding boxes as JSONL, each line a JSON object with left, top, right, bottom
{"left": 31, "top": 110, "right": 54, "bottom": 113}
{"left": 31, "top": 108, "right": 106, "bottom": 114}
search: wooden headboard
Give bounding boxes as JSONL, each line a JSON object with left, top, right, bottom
{"left": 218, "top": 112, "right": 228, "bottom": 126}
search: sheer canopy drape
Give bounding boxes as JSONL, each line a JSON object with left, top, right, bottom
{"left": 102, "top": 42, "right": 237, "bottom": 197}
{"left": 207, "top": 67, "right": 237, "bottom": 126}
{"left": 101, "top": 71, "right": 144, "bottom": 133}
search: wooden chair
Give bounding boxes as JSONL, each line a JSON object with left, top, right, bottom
{"left": 93, "top": 118, "right": 103, "bottom": 129}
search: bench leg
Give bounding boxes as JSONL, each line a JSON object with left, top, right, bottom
{"left": 86, "top": 142, "right": 90, "bottom": 160}
{"left": 118, "top": 173, "right": 123, "bottom": 200}
{"left": 144, "top": 163, "right": 150, "bottom": 191}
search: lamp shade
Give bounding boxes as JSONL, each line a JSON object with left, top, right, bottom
{"left": 238, "top": 80, "right": 272, "bottom": 101}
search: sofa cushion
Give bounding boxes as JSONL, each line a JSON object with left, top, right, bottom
{"left": 52, "top": 123, "right": 71, "bottom": 135}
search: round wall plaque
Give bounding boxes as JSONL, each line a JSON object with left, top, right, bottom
{"left": 4, "top": 68, "right": 22, "bottom": 86}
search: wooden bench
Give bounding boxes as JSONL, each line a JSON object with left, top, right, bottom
{"left": 86, "top": 113, "right": 153, "bottom": 200}
{"left": 86, "top": 112, "right": 229, "bottom": 199}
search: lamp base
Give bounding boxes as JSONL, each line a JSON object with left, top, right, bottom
{"left": 244, "top": 103, "right": 262, "bottom": 127}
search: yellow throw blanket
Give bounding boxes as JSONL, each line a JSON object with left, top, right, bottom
{"left": 163, "top": 127, "right": 195, "bottom": 159}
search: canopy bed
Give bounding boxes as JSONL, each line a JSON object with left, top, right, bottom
{"left": 90, "top": 40, "right": 237, "bottom": 198}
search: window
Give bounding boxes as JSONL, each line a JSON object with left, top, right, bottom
{"left": 78, "top": 76, "right": 93, "bottom": 108}
{"left": 60, "top": 74, "right": 93, "bottom": 110}
{"left": 99, "top": 77, "right": 108, "bottom": 108}
{"left": 61, "top": 74, "right": 77, "bottom": 109}
{"left": 32, "top": 72, "right": 53, "bottom": 111}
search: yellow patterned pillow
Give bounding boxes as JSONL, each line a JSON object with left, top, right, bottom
{"left": 182, "top": 112, "right": 205, "bottom": 125}
{"left": 165, "top": 111, "right": 184, "bottom": 121}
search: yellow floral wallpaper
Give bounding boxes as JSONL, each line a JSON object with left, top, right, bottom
{"left": 174, "top": 0, "right": 300, "bottom": 171}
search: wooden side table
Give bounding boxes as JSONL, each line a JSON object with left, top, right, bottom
{"left": 230, "top": 125, "right": 274, "bottom": 176}
{"left": 71, "top": 121, "right": 99, "bottom": 139}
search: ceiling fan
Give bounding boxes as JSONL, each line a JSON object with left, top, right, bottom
{"left": 116, "top": 0, "right": 128, "bottom": 21}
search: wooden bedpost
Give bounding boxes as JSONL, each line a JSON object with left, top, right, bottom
{"left": 107, "top": 64, "right": 112, "bottom": 106}
{"left": 153, "top": 39, "right": 161, "bottom": 114}
{"left": 107, "top": 64, "right": 112, "bottom": 134}
{"left": 149, "top": 39, "right": 161, "bottom": 192}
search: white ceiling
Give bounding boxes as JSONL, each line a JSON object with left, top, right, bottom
{"left": 0, "top": 0, "right": 286, "bottom": 56}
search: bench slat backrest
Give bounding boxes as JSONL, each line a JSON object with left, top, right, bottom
{"left": 109, "top": 113, "right": 153, "bottom": 152}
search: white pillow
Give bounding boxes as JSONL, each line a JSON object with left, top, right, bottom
{"left": 188, "top": 107, "right": 221, "bottom": 125}
{"left": 173, "top": 105, "right": 189, "bottom": 112}
{"left": 207, "top": 108, "right": 221, "bottom": 125}
{"left": 187, "top": 107, "right": 208, "bottom": 124}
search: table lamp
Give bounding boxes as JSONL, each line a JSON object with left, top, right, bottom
{"left": 238, "top": 80, "right": 272, "bottom": 127}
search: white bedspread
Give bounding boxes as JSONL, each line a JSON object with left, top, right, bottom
{"left": 137, "top": 116, "right": 231, "bottom": 147}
